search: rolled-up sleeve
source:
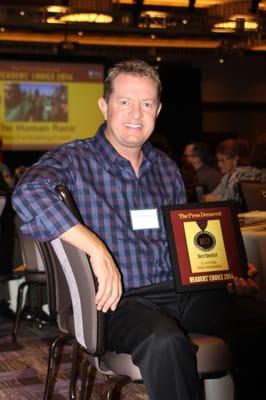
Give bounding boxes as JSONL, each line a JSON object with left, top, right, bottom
{"left": 12, "top": 148, "right": 80, "bottom": 241}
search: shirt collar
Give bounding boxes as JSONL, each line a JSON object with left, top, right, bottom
{"left": 93, "top": 123, "right": 158, "bottom": 173}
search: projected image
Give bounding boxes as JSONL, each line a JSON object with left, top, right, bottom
{"left": 4, "top": 82, "right": 68, "bottom": 122}
{"left": 0, "top": 61, "right": 104, "bottom": 149}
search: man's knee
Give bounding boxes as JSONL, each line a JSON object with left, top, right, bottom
{"left": 141, "top": 319, "right": 194, "bottom": 358}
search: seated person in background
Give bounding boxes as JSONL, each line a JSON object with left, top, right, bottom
{"left": 0, "top": 162, "right": 22, "bottom": 317}
{"left": 0, "top": 162, "right": 22, "bottom": 274}
{"left": 0, "top": 163, "right": 16, "bottom": 275}
{"left": 204, "top": 138, "right": 249, "bottom": 205}
{"left": 0, "top": 164, "right": 15, "bottom": 189}
{"left": 182, "top": 141, "right": 221, "bottom": 194}
{"left": 12, "top": 59, "right": 266, "bottom": 400}
{"left": 0, "top": 167, "right": 10, "bottom": 194}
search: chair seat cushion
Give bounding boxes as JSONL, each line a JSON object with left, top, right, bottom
{"left": 102, "top": 351, "right": 142, "bottom": 381}
{"left": 102, "top": 333, "right": 234, "bottom": 381}
{"left": 190, "top": 333, "right": 234, "bottom": 374}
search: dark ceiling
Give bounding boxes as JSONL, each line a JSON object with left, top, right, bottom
{"left": 0, "top": 1, "right": 266, "bottom": 62}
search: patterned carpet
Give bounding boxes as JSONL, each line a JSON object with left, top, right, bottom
{"left": 0, "top": 317, "right": 148, "bottom": 400}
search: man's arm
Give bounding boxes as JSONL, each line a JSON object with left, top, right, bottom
{"left": 12, "top": 145, "right": 123, "bottom": 311}
{"left": 60, "top": 224, "right": 122, "bottom": 312}
{"left": 12, "top": 147, "right": 79, "bottom": 242}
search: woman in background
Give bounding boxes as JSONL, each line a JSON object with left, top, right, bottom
{"left": 0, "top": 164, "right": 15, "bottom": 190}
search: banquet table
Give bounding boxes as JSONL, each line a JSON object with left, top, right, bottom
{"left": 239, "top": 212, "right": 266, "bottom": 301}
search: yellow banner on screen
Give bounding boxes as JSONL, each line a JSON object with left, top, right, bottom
{"left": 0, "top": 61, "right": 104, "bottom": 150}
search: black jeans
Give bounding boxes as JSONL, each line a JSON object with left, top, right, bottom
{"left": 106, "top": 280, "right": 266, "bottom": 400}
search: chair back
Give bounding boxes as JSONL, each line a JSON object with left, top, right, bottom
{"left": 14, "top": 215, "right": 57, "bottom": 317}
{"left": 40, "top": 241, "right": 72, "bottom": 331}
{"left": 238, "top": 180, "right": 266, "bottom": 211}
{"left": 15, "top": 212, "right": 73, "bottom": 331}
{"left": 50, "top": 185, "right": 105, "bottom": 355}
{"left": 15, "top": 215, "right": 46, "bottom": 276}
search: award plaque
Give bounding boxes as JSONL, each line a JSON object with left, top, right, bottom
{"left": 163, "top": 201, "right": 248, "bottom": 292}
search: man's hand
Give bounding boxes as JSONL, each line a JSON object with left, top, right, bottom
{"left": 60, "top": 224, "right": 123, "bottom": 313}
{"left": 89, "top": 242, "right": 122, "bottom": 313}
{"left": 227, "top": 262, "right": 259, "bottom": 296}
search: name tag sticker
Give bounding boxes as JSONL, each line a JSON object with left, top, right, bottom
{"left": 130, "top": 209, "right": 160, "bottom": 230}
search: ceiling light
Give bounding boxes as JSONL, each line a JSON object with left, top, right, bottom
{"left": 231, "top": 14, "right": 257, "bottom": 22}
{"left": 58, "top": 12, "right": 113, "bottom": 23}
{"left": 212, "top": 13, "right": 258, "bottom": 33}
{"left": 139, "top": 10, "right": 177, "bottom": 29}
{"left": 47, "top": 16, "right": 64, "bottom": 24}
{"left": 47, "top": 0, "right": 113, "bottom": 24}
{"left": 141, "top": 10, "right": 168, "bottom": 19}
{"left": 123, "top": 0, "right": 221, "bottom": 7}
{"left": 259, "top": 2, "right": 266, "bottom": 11}
{"left": 46, "top": 6, "right": 69, "bottom": 14}
{"left": 212, "top": 20, "right": 258, "bottom": 32}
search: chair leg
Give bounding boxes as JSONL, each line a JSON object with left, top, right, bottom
{"left": 86, "top": 365, "right": 97, "bottom": 400}
{"left": 43, "top": 333, "right": 72, "bottom": 400}
{"left": 79, "top": 358, "right": 92, "bottom": 400}
{"left": 33, "top": 282, "right": 46, "bottom": 329}
{"left": 100, "top": 375, "right": 130, "bottom": 400}
{"left": 69, "top": 340, "right": 80, "bottom": 400}
{"left": 11, "top": 281, "right": 29, "bottom": 343}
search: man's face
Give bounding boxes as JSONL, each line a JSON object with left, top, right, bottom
{"left": 98, "top": 73, "right": 161, "bottom": 154}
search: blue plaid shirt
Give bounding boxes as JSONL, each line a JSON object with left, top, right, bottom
{"left": 12, "top": 124, "right": 186, "bottom": 291}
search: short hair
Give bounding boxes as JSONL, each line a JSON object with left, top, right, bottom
{"left": 189, "top": 141, "right": 210, "bottom": 163}
{"left": 216, "top": 138, "right": 249, "bottom": 166}
{"left": 103, "top": 59, "right": 162, "bottom": 101}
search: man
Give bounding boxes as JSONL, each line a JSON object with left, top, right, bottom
{"left": 183, "top": 142, "right": 221, "bottom": 193}
{"left": 12, "top": 60, "right": 266, "bottom": 400}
